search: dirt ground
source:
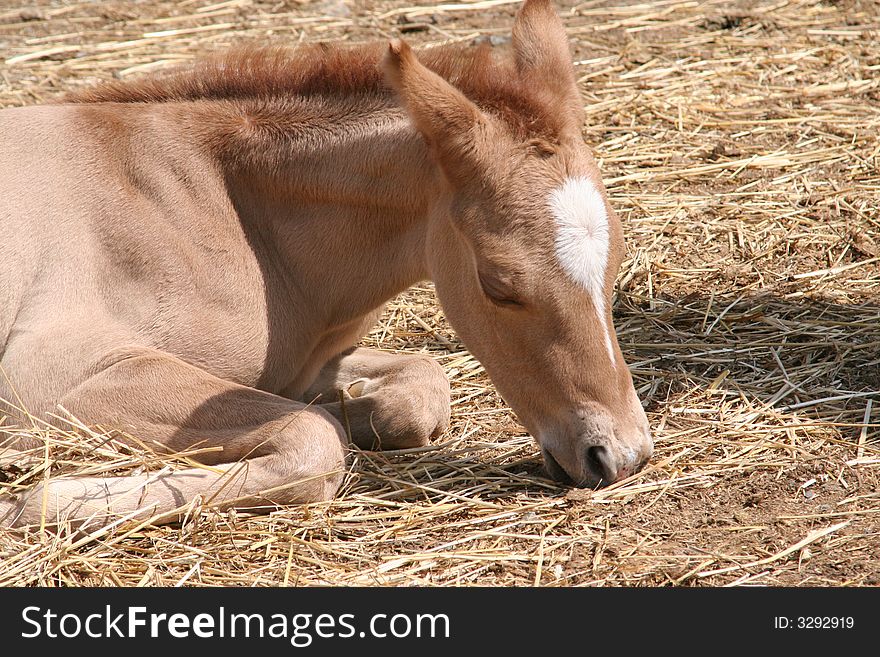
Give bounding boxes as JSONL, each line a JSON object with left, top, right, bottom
{"left": 1, "top": 0, "right": 878, "bottom": 586}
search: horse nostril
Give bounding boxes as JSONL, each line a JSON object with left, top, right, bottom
{"left": 585, "top": 445, "right": 615, "bottom": 484}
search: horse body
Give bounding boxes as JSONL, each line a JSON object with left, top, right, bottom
{"left": 0, "top": 0, "right": 652, "bottom": 530}
{"left": 2, "top": 104, "right": 245, "bottom": 405}
{"left": 1, "top": 93, "right": 425, "bottom": 402}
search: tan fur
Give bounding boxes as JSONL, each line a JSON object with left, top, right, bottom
{"left": 0, "top": 0, "right": 651, "bottom": 531}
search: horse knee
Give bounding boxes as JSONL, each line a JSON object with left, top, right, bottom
{"left": 401, "top": 357, "right": 451, "bottom": 438}
{"left": 368, "top": 357, "right": 451, "bottom": 448}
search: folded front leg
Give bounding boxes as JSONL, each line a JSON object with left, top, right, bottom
{"left": 302, "top": 347, "right": 451, "bottom": 450}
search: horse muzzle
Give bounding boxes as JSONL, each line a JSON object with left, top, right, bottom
{"left": 537, "top": 403, "right": 653, "bottom": 488}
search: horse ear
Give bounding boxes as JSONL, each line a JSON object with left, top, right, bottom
{"left": 512, "top": 0, "right": 582, "bottom": 123}
{"left": 382, "top": 39, "right": 494, "bottom": 183}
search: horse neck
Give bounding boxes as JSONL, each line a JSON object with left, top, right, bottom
{"left": 196, "top": 97, "right": 441, "bottom": 325}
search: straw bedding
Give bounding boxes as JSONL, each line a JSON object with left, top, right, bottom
{"left": 1, "top": 0, "right": 878, "bottom": 586}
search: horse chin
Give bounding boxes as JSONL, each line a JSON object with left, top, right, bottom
{"left": 540, "top": 447, "right": 574, "bottom": 485}
{"left": 541, "top": 445, "right": 611, "bottom": 489}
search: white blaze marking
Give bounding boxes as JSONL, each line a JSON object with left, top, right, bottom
{"left": 549, "top": 176, "right": 616, "bottom": 366}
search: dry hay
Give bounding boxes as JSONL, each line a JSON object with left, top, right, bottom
{"left": 1, "top": 0, "right": 878, "bottom": 587}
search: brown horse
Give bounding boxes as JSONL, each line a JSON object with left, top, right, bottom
{"left": 0, "top": 0, "right": 652, "bottom": 530}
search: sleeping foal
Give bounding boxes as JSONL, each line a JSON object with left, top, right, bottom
{"left": 0, "top": 0, "right": 652, "bottom": 529}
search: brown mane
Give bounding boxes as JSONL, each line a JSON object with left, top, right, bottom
{"left": 62, "top": 42, "right": 566, "bottom": 139}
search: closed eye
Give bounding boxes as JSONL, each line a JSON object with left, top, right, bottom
{"left": 486, "top": 294, "right": 524, "bottom": 309}
{"left": 478, "top": 270, "right": 525, "bottom": 309}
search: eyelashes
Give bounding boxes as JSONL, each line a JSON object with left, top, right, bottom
{"left": 478, "top": 270, "right": 525, "bottom": 309}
